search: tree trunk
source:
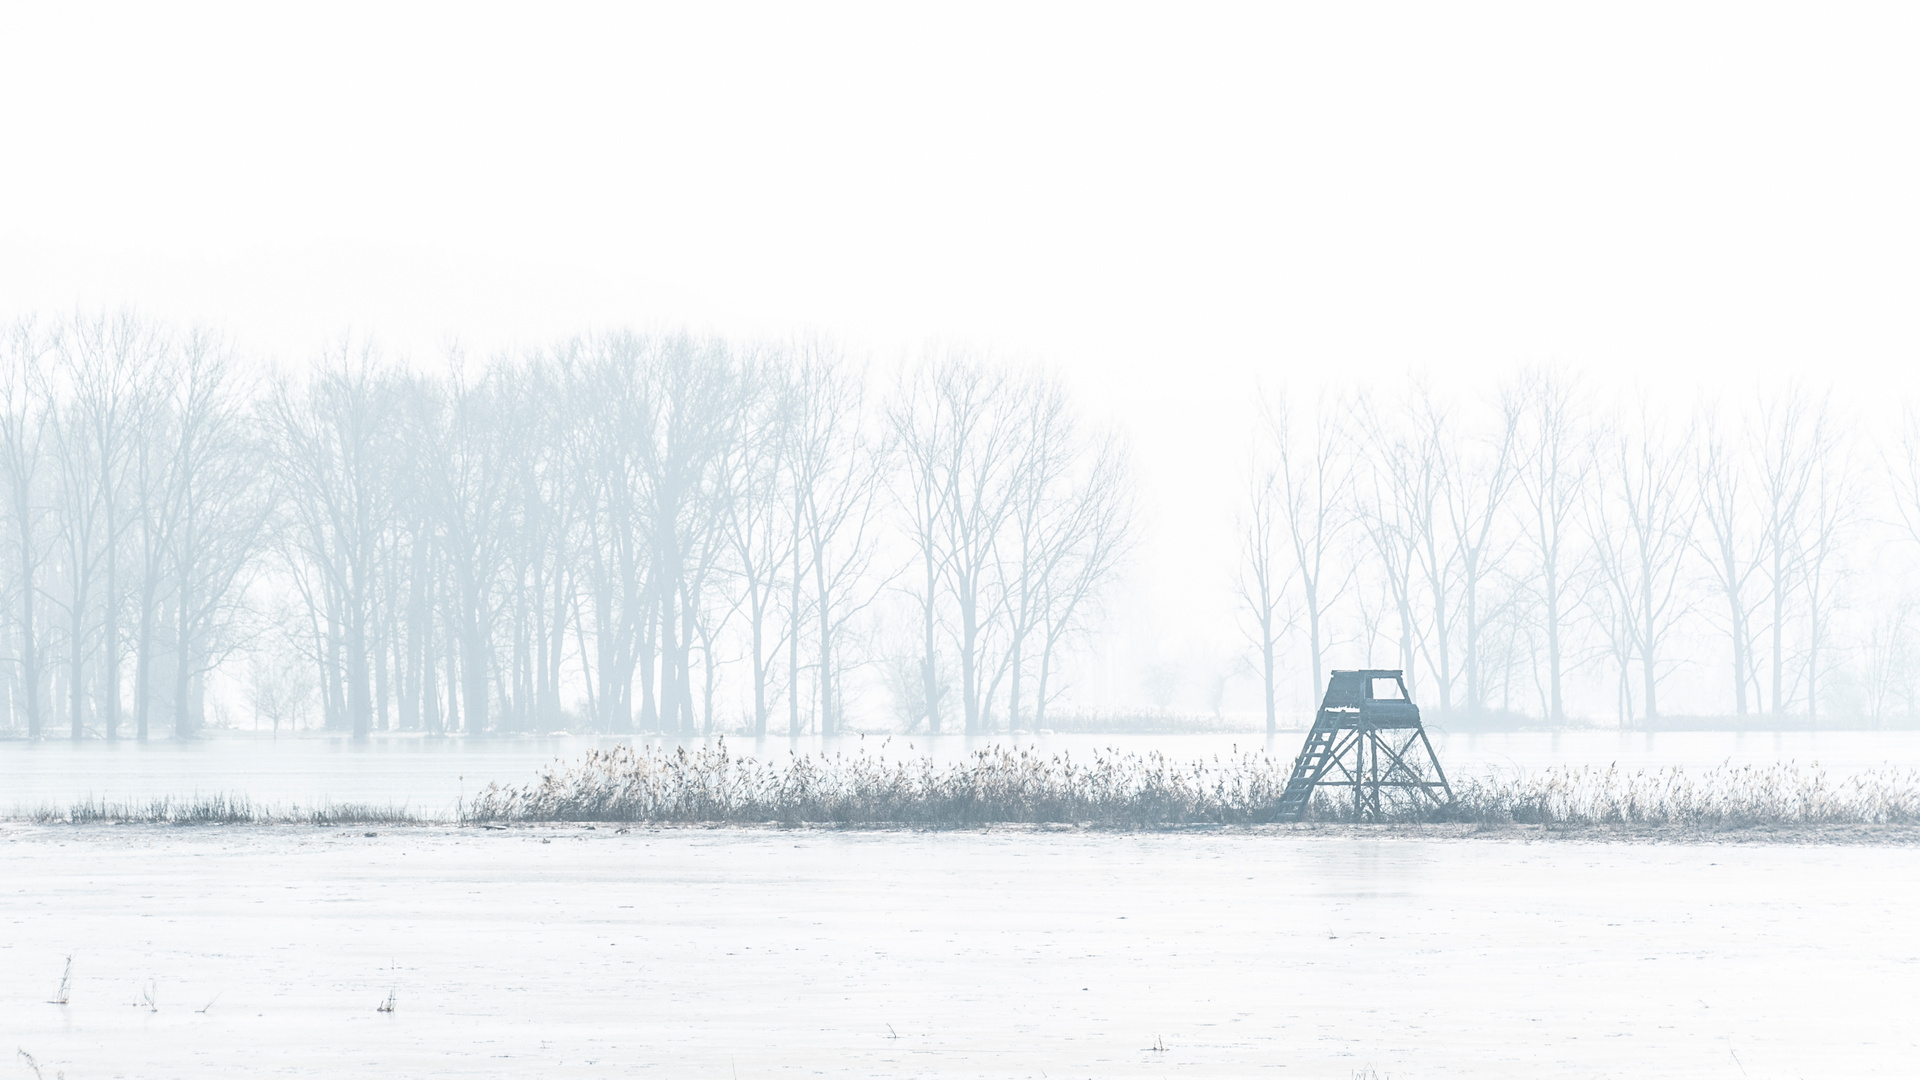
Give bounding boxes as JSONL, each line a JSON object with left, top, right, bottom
{"left": 103, "top": 495, "right": 119, "bottom": 741}
{"left": 346, "top": 605, "right": 373, "bottom": 740}
{"left": 1007, "top": 628, "right": 1024, "bottom": 735}
{"left": 401, "top": 538, "right": 427, "bottom": 731}
{"left": 15, "top": 496, "right": 40, "bottom": 739}
{"left": 789, "top": 496, "right": 804, "bottom": 737}
{"left": 70, "top": 566, "right": 86, "bottom": 740}
{"left": 959, "top": 586, "right": 980, "bottom": 735}
{"left": 1462, "top": 570, "right": 1479, "bottom": 717}
{"left": 1771, "top": 568, "right": 1785, "bottom": 716}
{"left": 1641, "top": 573, "right": 1659, "bottom": 723}
{"left": 460, "top": 613, "right": 488, "bottom": 735}
{"left": 443, "top": 600, "right": 461, "bottom": 733}
{"left": 1545, "top": 576, "right": 1564, "bottom": 724}
{"left": 920, "top": 546, "right": 939, "bottom": 734}
{"left": 1306, "top": 579, "right": 1323, "bottom": 712}
{"left": 133, "top": 575, "right": 156, "bottom": 741}
{"left": 637, "top": 590, "right": 659, "bottom": 732}
{"left": 1262, "top": 615, "right": 1277, "bottom": 736}
{"left": 814, "top": 538, "right": 833, "bottom": 736}
{"left": 173, "top": 584, "right": 194, "bottom": 739}
{"left": 750, "top": 588, "right": 769, "bottom": 737}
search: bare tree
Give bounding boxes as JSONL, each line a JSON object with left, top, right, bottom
{"left": 570, "top": 334, "right": 653, "bottom": 734}
{"left": 790, "top": 345, "right": 889, "bottom": 735}
{"left": 419, "top": 360, "right": 523, "bottom": 733}
{"left": 1233, "top": 452, "right": 1293, "bottom": 734}
{"left": 1888, "top": 404, "right": 1920, "bottom": 557}
{"left": 999, "top": 377, "right": 1071, "bottom": 733}
{"left": 635, "top": 335, "right": 742, "bottom": 734}
{"left": 1512, "top": 369, "right": 1593, "bottom": 724}
{"left": 47, "top": 312, "right": 161, "bottom": 740}
{"left": 1263, "top": 389, "right": 1354, "bottom": 701}
{"left": 1028, "top": 431, "right": 1133, "bottom": 730}
{"left": 1860, "top": 596, "right": 1917, "bottom": 728}
{"left": 1353, "top": 397, "right": 1429, "bottom": 701}
{"left": 268, "top": 342, "right": 398, "bottom": 740}
{"left": 983, "top": 374, "right": 1136, "bottom": 732}
{"left": 1361, "top": 388, "right": 1454, "bottom": 709}
{"left": 889, "top": 364, "right": 950, "bottom": 734}
{"left": 1588, "top": 402, "right": 1696, "bottom": 723}
{"left": 1437, "top": 388, "right": 1521, "bottom": 717}
{"left": 246, "top": 628, "right": 318, "bottom": 735}
{"left": 167, "top": 341, "right": 273, "bottom": 737}
{"left": 1801, "top": 416, "right": 1856, "bottom": 722}
{"left": 0, "top": 319, "right": 51, "bottom": 738}
{"left": 129, "top": 336, "right": 181, "bottom": 741}
{"left": 1752, "top": 391, "right": 1826, "bottom": 715}
{"left": 891, "top": 354, "right": 1023, "bottom": 735}
{"left": 1694, "top": 400, "right": 1765, "bottom": 717}
{"left": 721, "top": 351, "right": 796, "bottom": 736}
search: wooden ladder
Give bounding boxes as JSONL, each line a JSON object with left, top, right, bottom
{"left": 1269, "top": 719, "right": 1342, "bottom": 822}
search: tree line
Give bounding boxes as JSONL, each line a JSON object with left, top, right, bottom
{"left": 0, "top": 313, "right": 1132, "bottom": 740}
{"left": 12, "top": 310, "right": 1912, "bottom": 740}
{"left": 1238, "top": 371, "right": 1920, "bottom": 730}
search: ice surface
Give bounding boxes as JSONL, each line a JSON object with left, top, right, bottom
{"left": 4, "top": 825, "right": 1916, "bottom": 1077}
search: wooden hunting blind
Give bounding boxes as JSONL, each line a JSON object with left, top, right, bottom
{"left": 1269, "top": 669, "right": 1454, "bottom": 822}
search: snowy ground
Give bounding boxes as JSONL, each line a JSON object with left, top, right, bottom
{"left": 5, "top": 825, "right": 1917, "bottom": 1078}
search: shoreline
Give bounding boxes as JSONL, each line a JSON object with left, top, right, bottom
{"left": 8, "top": 818, "right": 1920, "bottom": 844}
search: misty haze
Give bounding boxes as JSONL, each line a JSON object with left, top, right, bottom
{"left": 5, "top": 4, "right": 1919, "bottom": 1078}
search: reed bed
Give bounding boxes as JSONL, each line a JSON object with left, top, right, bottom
{"left": 23, "top": 795, "right": 423, "bottom": 826}
{"left": 12, "top": 747, "right": 1918, "bottom": 830}
{"left": 1450, "top": 763, "right": 1920, "bottom": 828}
{"left": 467, "top": 742, "right": 1296, "bottom": 826}
{"left": 465, "top": 742, "right": 1920, "bottom": 829}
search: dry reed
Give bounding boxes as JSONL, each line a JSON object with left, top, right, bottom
{"left": 23, "top": 795, "right": 421, "bottom": 826}
{"left": 467, "top": 741, "right": 1294, "bottom": 826}
{"left": 14, "top": 746, "right": 1917, "bottom": 830}
{"left": 465, "top": 741, "right": 1920, "bottom": 829}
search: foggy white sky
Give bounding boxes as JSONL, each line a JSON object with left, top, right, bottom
{"left": 4, "top": 2, "right": 1919, "bottom": 709}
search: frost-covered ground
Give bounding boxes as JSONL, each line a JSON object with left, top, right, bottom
{"left": 5, "top": 825, "right": 1916, "bottom": 1077}
{"left": 8, "top": 729, "right": 1920, "bottom": 814}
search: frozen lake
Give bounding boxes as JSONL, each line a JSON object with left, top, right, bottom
{"left": 7, "top": 729, "right": 1920, "bottom": 815}
{"left": 3, "top": 826, "right": 1915, "bottom": 1077}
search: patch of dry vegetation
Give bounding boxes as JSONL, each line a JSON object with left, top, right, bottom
{"left": 13, "top": 746, "right": 1917, "bottom": 833}
{"left": 467, "top": 742, "right": 1294, "bottom": 826}
{"left": 1450, "top": 763, "right": 1920, "bottom": 828}
{"left": 465, "top": 742, "right": 1920, "bottom": 830}
{"left": 24, "top": 795, "right": 421, "bottom": 826}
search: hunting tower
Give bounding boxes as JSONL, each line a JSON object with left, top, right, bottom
{"left": 1269, "top": 669, "right": 1453, "bottom": 822}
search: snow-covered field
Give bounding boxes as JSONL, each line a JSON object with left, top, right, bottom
{"left": 5, "top": 825, "right": 1916, "bottom": 1078}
